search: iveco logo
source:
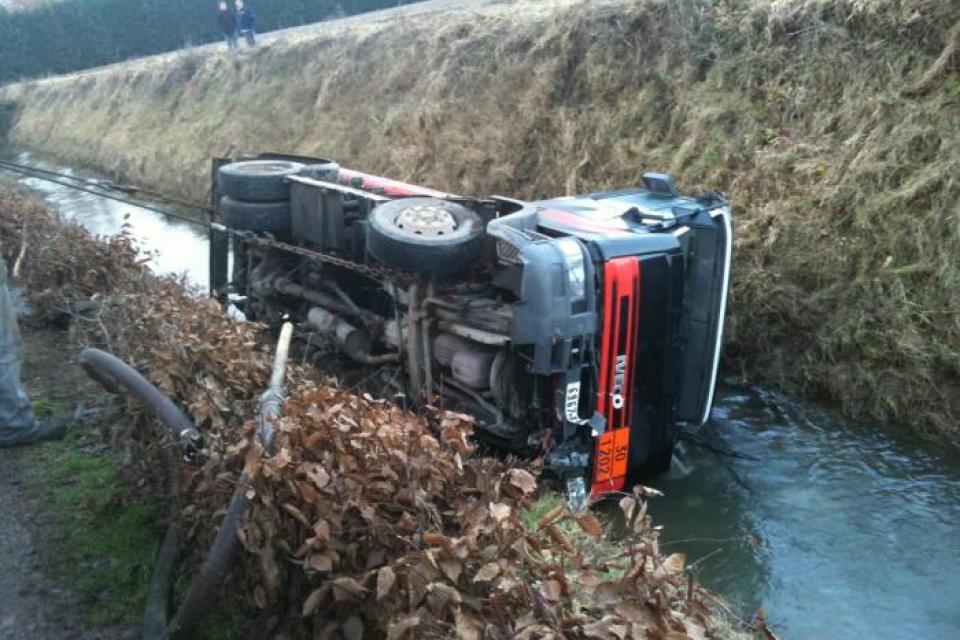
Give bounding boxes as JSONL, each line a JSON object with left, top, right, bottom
{"left": 611, "top": 355, "right": 627, "bottom": 409}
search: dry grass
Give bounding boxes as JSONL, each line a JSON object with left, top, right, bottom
{"left": 2, "top": 0, "right": 959, "bottom": 440}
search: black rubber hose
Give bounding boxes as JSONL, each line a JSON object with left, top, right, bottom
{"left": 79, "top": 349, "right": 198, "bottom": 443}
{"left": 80, "top": 327, "right": 291, "bottom": 640}
{"left": 166, "top": 323, "right": 292, "bottom": 639}
{"left": 162, "top": 482, "right": 252, "bottom": 640}
{"left": 143, "top": 523, "right": 179, "bottom": 639}
{"left": 78, "top": 348, "right": 195, "bottom": 640}
{"left": 80, "top": 345, "right": 241, "bottom": 640}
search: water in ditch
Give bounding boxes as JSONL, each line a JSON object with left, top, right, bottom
{"left": 6, "top": 150, "right": 960, "bottom": 640}
{"left": 7, "top": 151, "right": 210, "bottom": 289}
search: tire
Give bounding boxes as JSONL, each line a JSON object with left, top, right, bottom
{"left": 218, "top": 160, "right": 304, "bottom": 202}
{"left": 220, "top": 196, "right": 291, "bottom": 234}
{"left": 366, "top": 198, "right": 484, "bottom": 274}
{"left": 298, "top": 162, "right": 341, "bottom": 183}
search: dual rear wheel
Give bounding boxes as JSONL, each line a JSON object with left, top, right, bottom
{"left": 218, "top": 161, "right": 483, "bottom": 275}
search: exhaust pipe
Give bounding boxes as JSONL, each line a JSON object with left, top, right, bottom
{"left": 307, "top": 307, "right": 399, "bottom": 365}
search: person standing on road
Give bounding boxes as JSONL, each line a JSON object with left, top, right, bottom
{"left": 0, "top": 257, "right": 65, "bottom": 448}
{"left": 235, "top": 0, "right": 256, "bottom": 47}
{"left": 217, "top": 1, "right": 238, "bottom": 51}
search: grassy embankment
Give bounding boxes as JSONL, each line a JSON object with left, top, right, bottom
{"left": 1, "top": 0, "right": 959, "bottom": 440}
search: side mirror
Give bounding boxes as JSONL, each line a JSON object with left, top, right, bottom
{"left": 642, "top": 172, "right": 679, "bottom": 198}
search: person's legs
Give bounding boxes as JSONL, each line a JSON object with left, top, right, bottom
{"left": 0, "top": 262, "right": 35, "bottom": 445}
{"left": 0, "top": 359, "right": 36, "bottom": 443}
{"left": 225, "top": 33, "right": 238, "bottom": 50}
{"left": 243, "top": 29, "right": 256, "bottom": 46}
{"left": 0, "top": 259, "right": 64, "bottom": 447}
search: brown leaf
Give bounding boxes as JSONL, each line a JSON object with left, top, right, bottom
{"left": 440, "top": 558, "right": 462, "bottom": 583}
{"left": 537, "top": 503, "right": 567, "bottom": 529}
{"left": 473, "top": 561, "right": 501, "bottom": 583}
{"left": 301, "top": 462, "right": 330, "bottom": 489}
{"left": 312, "top": 518, "right": 331, "bottom": 541}
{"left": 386, "top": 615, "right": 421, "bottom": 640}
{"left": 592, "top": 581, "right": 626, "bottom": 606}
{"left": 426, "top": 581, "right": 462, "bottom": 610}
{"left": 574, "top": 513, "right": 604, "bottom": 538}
{"left": 455, "top": 609, "right": 483, "bottom": 640}
{"left": 302, "top": 586, "right": 325, "bottom": 617}
{"left": 489, "top": 502, "right": 512, "bottom": 524}
{"left": 540, "top": 578, "right": 563, "bottom": 601}
{"left": 423, "top": 531, "right": 452, "bottom": 551}
{"left": 544, "top": 524, "right": 573, "bottom": 553}
{"left": 377, "top": 566, "right": 396, "bottom": 601}
{"left": 632, "top": 484, "right": 665, "bottom": 498}
{"left": 281, "top": 503, "right": 311, "bottom": 527}
{"left": 343, "top": 615, "right": 364, "bottom": 640}
{"left": 507, "top": 468, "right": 538, "bottom": 496}
{"left": 614, "top": 602, "right": 655, "bottom": 626}
{"left": 332, "top": 576, "right": 368, "bottom": 602}
{"left": 682, "top": 617, "right": 707, "bottom": 640}
{"left": 659, "top": 553, "right": 685, "bottom": 577}
{"left": 259, "top": 546, "right": 281, "bottom": 601}
{"left": 308, "top": 553, "right": 333, "bottom": 573}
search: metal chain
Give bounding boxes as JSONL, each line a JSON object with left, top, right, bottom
{"left": 216, "top": 225, "right": 413, "bottom": 283}
{"left": 0, "top": 158, "right": 412, "bottom": 283}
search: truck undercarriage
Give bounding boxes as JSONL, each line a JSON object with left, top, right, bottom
{"left": 209, "top": 154, "right": 732, "bottom": 499}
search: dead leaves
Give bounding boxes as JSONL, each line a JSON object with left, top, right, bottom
{"left": 332, "top": 576, "right": 368, "bottom": 602}
{"left": 575, "top": 513, "right": 604, "bottom": 539}
{"left": 473, "top": 562, "right": 500, "bottom": 583}
{"left": 505, "top": 468, "right": 538, "bottom": 497}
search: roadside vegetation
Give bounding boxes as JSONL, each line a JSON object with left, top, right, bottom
{"left": 1, "top": 0, "right": 956, "bottom": 442}
{"left": 11, "top": 319, "right": 238, "bottom": 637}
{"left": 27, "top": 427, "right": 159, "bottom": 626}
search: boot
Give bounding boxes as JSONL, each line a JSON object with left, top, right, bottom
{"left": 0, "top": 416, "right": 67, "bottom": 448}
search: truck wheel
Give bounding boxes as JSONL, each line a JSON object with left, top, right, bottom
{"left": 218, "top": 160, "right": 304, "bottom": 202}
{"left": 220, "top": 196, "right": 291, "bottom": 234}
{"left": 366, "top": 198, "right": 484, "bottom": 274}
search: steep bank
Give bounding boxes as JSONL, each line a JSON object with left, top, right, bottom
{"left": 2, "top": 0, "right": 959, "bottom": 440}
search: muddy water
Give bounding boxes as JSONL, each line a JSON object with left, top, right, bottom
{"left": 8, "top": 151, "right": 960, "bottom": 640}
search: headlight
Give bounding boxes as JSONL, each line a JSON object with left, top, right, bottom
{"left": 555, "top": 237, "right": 586, "bottom": 300}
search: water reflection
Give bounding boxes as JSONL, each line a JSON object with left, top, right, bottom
{"left": 12, "top": 151, "right": 210, "bottom": 288}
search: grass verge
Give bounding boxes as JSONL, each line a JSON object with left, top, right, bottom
{"left": 26, "top": 426, "right": 159, "bottom": 626}
{"left": 24, "top": 408, "right": 237, "bottom": 637}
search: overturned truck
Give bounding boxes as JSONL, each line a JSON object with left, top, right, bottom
{"left": 208, "top": 154, "right": 732, "bottom": 498}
